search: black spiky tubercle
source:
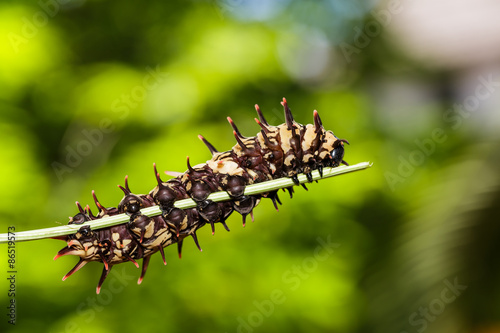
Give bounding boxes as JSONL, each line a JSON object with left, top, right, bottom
{"left": 54, "top": 98, "right": 349, "bottom": 293}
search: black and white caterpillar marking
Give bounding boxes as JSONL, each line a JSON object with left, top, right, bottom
{"left": 54, "top": 98, "right": 349, "bottom": 293}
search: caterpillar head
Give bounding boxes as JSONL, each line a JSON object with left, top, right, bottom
{"left": 330, "top": 140, "right": 345, "bottom": 166}
{"left": 322, "top": 131, "right": 348, "bottom": 167}
{"left": 55, "top": 226, "right": 99, "bottom": 260}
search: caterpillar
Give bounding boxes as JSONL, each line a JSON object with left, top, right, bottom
{"left": 54, "top": 98, "right": 349, "bottom": 293}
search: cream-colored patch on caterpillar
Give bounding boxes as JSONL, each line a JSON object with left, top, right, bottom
{"left": 150, "top": 237, "right": 163, "bottom": 248}
{"left": 206, "top": 159, "right": 217, "bottom": 172}
{"left": 323, "top": 131, "right": 337, "bottom": 150}
{"left": 155, "top": 227, "right": 170, "bottom": 237}
{"left": 112, "top": 233, "right": 120, "bottom": 242}
{"left": 232, "top": 143, "right": 242, "bottom": 155}
{"left": 207, "top": 159, "right": 244, "bottom": 176}
{"left": 233, "top": 140, "right": 256, "bottom": 157}
{"left": 83, "top": 244, "right": 96, "bottom": 257}
{"left": 284, "top": 154, "right": 295, "bottom": 166}
{"left": 302, "top": 153, "right": 314, "bottom": 163}
{"left": 256, "top": 126, "right": 279, "bottom": 145}
{"left": 177, "top": 214, "right": 189, "bottom": 231}
{"left": 210, "top": 152, "right": 223, "bottom": 161}
{"left": 302, "top": 124, "right": 317, "bottom": 152}
{"left": 122, "top": 239, "right": 131, "bottom": 247}
{"left": 232, "top": 137, "right": 256, "bottom": 153}
{"left": 131, "top": 227, "right": 141, "bottom": 236}
{"left": 113, "top": 249, "right": 122, "bottom": 257}
{"left": 115, "top": 240, "right": 121, "bottom": 248}
{"left": 73, "top": 240, "right": 84, "bottom": 248}
{"left": 148, "top": 234, "right": 169, "bottom": 248}
{"left": 278, "top": 124, "right": 293, "bottom": 153}
{"left": 256, "top": 132, "right": 267, "bottom": 148}
{"left": 247, "top": 169, "right": 258, "bottom": 180}
{"left": 319, "top": 150, "right": 329, "bottom": 159}
{"left": 215, "top": 151, "right": 232, "bottom": 161}
{"left": 77, "top": 242, "right": 96, "bottom": 255}
{"left": 153, "top": 232, "right": 172, "bottom": 247}
{"left": 144, "top": 220, "right": 156, "bottom": 239}
{"left": 142, "top": 243, "right": 154, "bottom": 250}
{"left": 258, "top": 130, "right": 280, "bottom": 149}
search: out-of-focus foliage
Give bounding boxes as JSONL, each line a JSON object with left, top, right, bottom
{"left": 1, "top": 0, "right": 500, "bottom": 332}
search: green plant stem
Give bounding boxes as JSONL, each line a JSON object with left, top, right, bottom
{"left": 0, "top": 162, "right": 371, "bottom": 243}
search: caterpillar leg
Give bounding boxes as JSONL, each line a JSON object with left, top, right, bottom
{"left": 163, "top": 208, "right": 187, "bottom": 237}
{"left": 197, "top": 199, "right": 221, "bottom": 235}
{"left": 265, "top": 191, "right": 282, "bottom": 211}
{"left": 232, "top": 195, "right": 260, "bottom": 227}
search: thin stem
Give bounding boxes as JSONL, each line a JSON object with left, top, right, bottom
{"left": 0, "top": 162, "right": 371, "bottom": 243}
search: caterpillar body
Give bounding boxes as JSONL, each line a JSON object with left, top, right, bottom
{"left": 54, "top": 98, "right": 349, "bottom": 293}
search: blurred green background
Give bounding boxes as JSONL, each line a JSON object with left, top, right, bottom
{"left": 1, "top": 0, "right": 500, "bottom": 332}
